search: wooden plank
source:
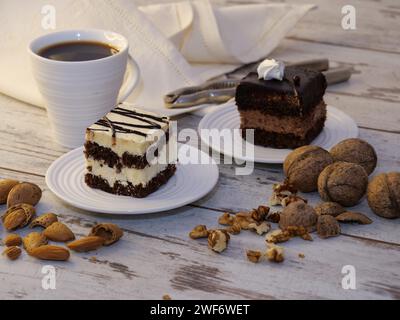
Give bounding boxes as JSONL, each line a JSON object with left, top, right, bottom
{"left": 225, "top": 0, "right": 400, "bottom": 54}
{"left": 0, "top": 191, "right": 399, "bottom": 299}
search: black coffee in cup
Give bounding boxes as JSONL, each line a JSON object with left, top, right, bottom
{"left": 38, "top": 41, "right": 119, "bottom": 62}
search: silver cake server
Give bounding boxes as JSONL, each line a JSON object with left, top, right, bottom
{"left": 164, "top": 59, "right": 352, "bottom": 108}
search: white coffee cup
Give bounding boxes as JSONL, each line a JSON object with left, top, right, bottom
{"left": 29, "top": 29, "right": 140, "bottom": 148}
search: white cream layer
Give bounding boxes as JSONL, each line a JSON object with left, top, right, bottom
{"left": 86, "top": 158, "right": 168, "bottom": 186}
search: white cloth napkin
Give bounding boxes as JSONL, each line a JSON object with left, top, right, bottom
{"left": 0, "top": 0, "right": 314, "bottom": 116}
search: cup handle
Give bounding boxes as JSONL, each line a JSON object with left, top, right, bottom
{"left": 118, "top": 55, "right": 140, "bottom": 103}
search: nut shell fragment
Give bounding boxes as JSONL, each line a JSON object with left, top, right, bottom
{"left": 2, "top": 203, "right": 36, "bottom": 230}
{"left": 23, "top": 232, "right": 48, "bottom": 253}
{"left": 317, "top": 215, "right": 341, "bottom": 239}
{"left": 315, "top": 202, "right": 345, "bottom": 217}
{"left": 0, "top": 179, "right": 19, "bottom": 204}
{"left": 89, "top": 223, "right": 123, "bottom": 245}
{"left": 30, "top": 212, "right": 58, "bottom": 228}
{"left": 7, "top": 182, "right": 42, "bottom": 208}
{"left": 336, "top": 211, "right": 372, "bottom": 225}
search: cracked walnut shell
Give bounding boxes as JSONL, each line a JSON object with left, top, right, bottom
{"left": 315, "top": 202, "right": 345, "bottom": 217}
{"left": 284, "top": 146, "right": 333, "bottom": 192}
{"left": 367, "top": 172, "right": 400, "bottom": 219}
{"left": 318, "top": 162, "right": 368, "bottom": 207}
{"left": 317, "top": 215, "right": 341, "bottom": 239}
{"left": 279, "top": 201, "right": 318, "bottom": 232}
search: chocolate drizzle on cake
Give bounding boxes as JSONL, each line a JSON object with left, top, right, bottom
{"left": 88, "top": 104, "right": 169, "bottom": 138}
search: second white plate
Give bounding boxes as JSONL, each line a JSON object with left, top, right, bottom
{"left": 46, "top": 145, "right": 219, "bottom": 215}
{"left": 198, "top": 101, "right": 358, "bottom": 164}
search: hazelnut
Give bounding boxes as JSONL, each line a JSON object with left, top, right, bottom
{"left": 330, "top": 138, "right": 377, "bottom": 175}
{"left": 315, "top": 202, "right": 345, "bottom": 217}
{"left": 279, "top": 201, "right": 318, "bottom": 232}
{"left": 367, "top": 172, "right": 400, "bottom": 219}
{"left": 208, "top": 230, "right": 230, "bottom": 253}
{"left": 317, "top": 215, "right": 341, "bottom": 239}
{"left": 318, "top": 162, "right": 368, "bottom": 207}
{"left": 283, "top": 146, "right": 333, "bottom": 192}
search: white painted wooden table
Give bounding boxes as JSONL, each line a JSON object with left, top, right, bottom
{"left": 0, "top": 0, "right": 399, "bottom": 300}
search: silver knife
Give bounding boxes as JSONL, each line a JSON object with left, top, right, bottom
{"left": 164, "top": 59, "right": 352, "bottom": 108}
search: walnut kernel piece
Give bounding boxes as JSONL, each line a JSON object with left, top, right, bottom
{"left": 335, "top": 211, "right": 372, "bottom": 225}
{"left": 285, "top": 226, "right": 313, "bottom": 241}
{"left": 235, "top": 212, "right": 256, "bottom": 230}
{"left": 330, "top": 138, "right": 377, "bottom": 175}
{"left": 163, "top": 294, "right": 172, "bottom": 300}
{"left": 265, "top": 211, "right": 281, "bottom": 223}
{"left": 298, "top": 253, "right": 305, "bottom": 259}
{"left": 250, "top": 205, "right": 270, "bottom": 222}
{"left": 284, "top": 146, "right": 333, "bottom": 192}
{"left": 246, "top": 250, "right": 263, "bottom": 263}
{"left": 266, "top": 244, "right": 284, "bottom": 263}
{"left": 317, "top": 215, "right": 341, "bottom": 239}
{"left": 226, "top": 222, "right": 241, "bottom": 235}
{"left": 189, "top": 225, "right": 209, "bottom": 239}
{"left": 265, "top": 229, "right": 291, "bottom": 244}
{"left": 218, "top": 212, "right": 235, "bottom": 226}
{"left": 269, "top": 180, "right": 299, "bottom": 206}
{"left": 315, "top": 202, "right": 345, "bottom": 217}
{"left": 208, "top": 229, "right": 230, "bottom": 253}
{"left": 248, "top": 221, "right": 271, "bottom": 235}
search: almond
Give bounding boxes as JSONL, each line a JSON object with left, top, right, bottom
{"left": 3, "top": 234, "right": 22, "bottom": 246}
{"left": 89, "top": 223, "right": 123, "bottom": 245}
{"left": 67, "top": 236, "right": 105, "bottom": 252}
{"left": 2, "top": 246, "right": 22, "bottom": 260}
{"left": 43, "top": 222, "right": 75, "bottom": 242}
{"left": 30, "top": 212, "right": 58, "bottom": 228}
{"left": 7, "top": 182, "right": 42, "bottom": 208}
{"left": 23, "top": 232, "right": 48, "bottom": 253}
{"left": 2, "top": 203, "right": 36, "bottom": 230}
{"left": 30, "top": 245, "right": 70, "bottom": 261}
{"left": 0, "top": 179, "right": 19, "bottom": 204}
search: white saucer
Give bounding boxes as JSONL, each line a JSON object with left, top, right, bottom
{"left": 198, "top": 101, "right": 358, "bottom": 164}
{"left": 45, "top": 145, "right": 219, "bottom": 215}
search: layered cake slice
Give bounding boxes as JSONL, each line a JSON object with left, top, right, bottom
{"left": 84, "top": 104, "right": 176, "bottom": 198}
{"left": 236, "top": 59, "right": 327, "bottom": 149}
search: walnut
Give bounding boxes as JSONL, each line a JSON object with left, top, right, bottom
{"left": 317, "top": 215, "right": 341, "bottom": 239}
{"left": 218, "top": 212, "right": 235, "bottom": 225}
{"left": 336, "top": 211, "right": 372, "bottom": 225}
{"left": 318, "top": 162, "right": 368, "bottom": 207}
{"left": 330, "top": 138, "right": 377, "bottom": 175}
{"left": 265, "top": 244, "right": 284, "bottom": 263}
{"left": 315, "top": 202, "right": 345, "bottom": 217}
{"left": 367, "top": 172, "right": 400, "bottom": 219}
{"left": 226, "top": 222, "right": 241, "bottom": 235}
{"left": 246, "top": 250, "right": 263, "bottom": 263}
{"left": 248, "top": 221, "right": 271, "bottom": 235}
{"left": 265, "top": 229, "right": 291, "bottom": 243}
{"left": 189, "top": 225, "right": 209, "bottom": 239}
{"left": 235, "top": 212, "right": 256, "bottom": 230}
{"left": 279, "top": 201, "right": 318, "bottom": 232}
{"left": 208, "top": 229, "right": 230, "bottom": 253}
{"left": 283, "top": 146, "right": 333, "bottom": 192}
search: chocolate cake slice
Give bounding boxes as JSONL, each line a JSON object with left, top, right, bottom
{"left": 84, "top": 104, "right": 176, "bottom": 198}
{"left": 236, "top": 66, "right": 327, "bottom": 149}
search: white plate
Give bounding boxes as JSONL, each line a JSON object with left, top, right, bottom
{"left": 45, "top": 145, "right": 219, "bottom": 214}
{"left": 198, "top": 101, "right": 358, "bottom": 164}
